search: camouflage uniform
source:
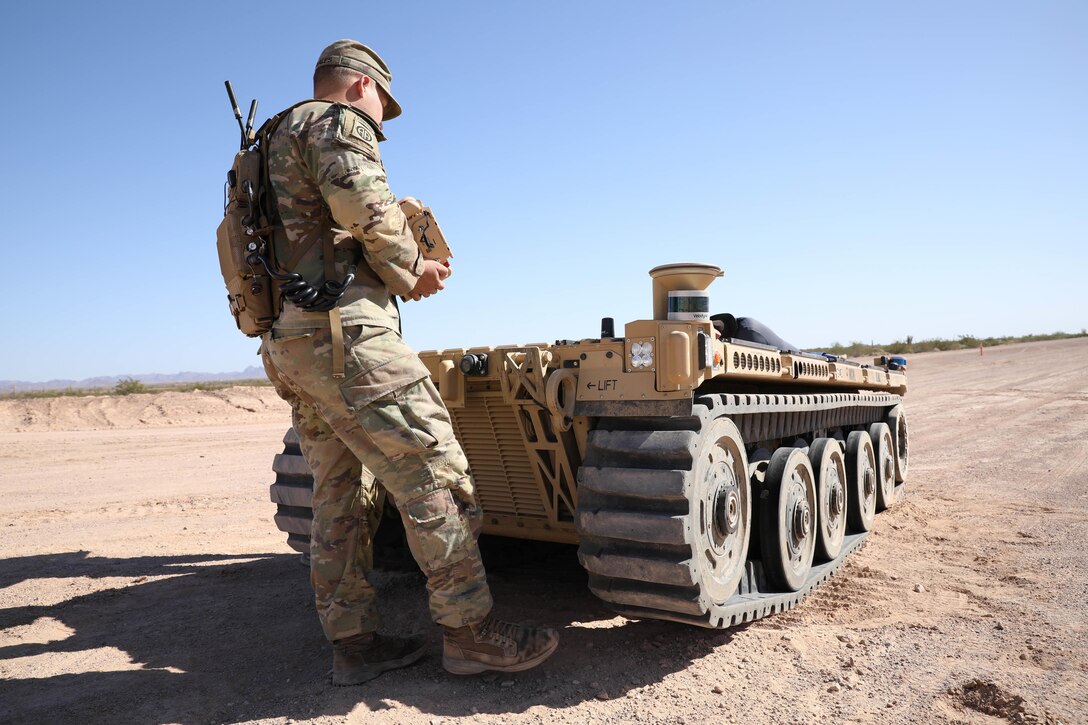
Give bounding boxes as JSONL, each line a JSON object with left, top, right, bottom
{"left": 260, "top": 98, "right": 492, "bottom": 641}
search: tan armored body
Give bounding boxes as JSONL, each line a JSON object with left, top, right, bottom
{"left": 271, "top": 263, "right": 909, "bottom": 629}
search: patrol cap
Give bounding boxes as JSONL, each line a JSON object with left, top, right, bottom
{"left": 315, "top": 40, "right": 402, "bottom": 120}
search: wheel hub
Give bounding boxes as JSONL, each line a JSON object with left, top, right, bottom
{"left": 827, "top": 468, "right": 844, "bottom": 520}
{"left": 716, "top": 486, "right": 740, "bottom": 536}
{"left": 785, "top": 470, "right": 812, "bottom": 561}
{"left": 792, "top": 503, "right": 811, "bottom": 540}
{"left": 863, "top": 465, "right": 875, "bottom": 498}
{"left": 706, "top": 458, "right": 741, "bottom": 552}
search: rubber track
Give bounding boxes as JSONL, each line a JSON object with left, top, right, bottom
{"left": 270, "top": 428, "right": 311, "bottom": 555}
{"left": 576, "top": 392, "right": 900, "bottom": 629}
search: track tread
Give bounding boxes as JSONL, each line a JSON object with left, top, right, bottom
{"left": 576, "top": 510, "right": 689, "bottom": 546}
{"left": 270, "top": 482, "right": 313, "bottom": 507}
{"left": 580, "top": 550, "right": 696, "bottom": 587}
{"left": 578, "top": 467, "right": 690, "bottom": 504}
{"left": 582, "top": 429, "right": 699, "bottom": 470}
{"left": 575, "top": 392, "right": 900, "bottom": 628}
{"left": 273, "top": 507, "right": 312, "bottom": 536}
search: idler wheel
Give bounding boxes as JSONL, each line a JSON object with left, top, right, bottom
{"left": 809, "top": 438, "right": 848, "bottom": 562}
{"left": 694, "top": 418, "right": 752, "bottom": 604}
{"left": 760, "top": 447, "right": 817, "bottom": 592}
{"left": 869, "top": 422, "right": 898, "bottom": 511}
{"left": 845, "top": 431, "right": 877, "bottom": 533}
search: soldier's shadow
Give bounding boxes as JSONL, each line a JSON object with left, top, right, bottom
{"left": 0, "top": 552, "right": 323, "bottom": 724}
{"left": 0, "top": 544, "right": 736, "bottom": 724}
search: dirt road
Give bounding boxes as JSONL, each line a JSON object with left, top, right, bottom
{"left": 1, "top": 339, "right": 1085, "bottom": 724}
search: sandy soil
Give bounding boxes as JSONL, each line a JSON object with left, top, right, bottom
{"left": 1, "top": 339, "right": 1086, "bottom": 724}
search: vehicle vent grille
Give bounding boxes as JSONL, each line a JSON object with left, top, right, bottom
{"left": 794, "top": 359, "right": 831, "bottom": 379}
{"left": 449, "top": 390, "right": 546, "bottom": 519}
{"left": 733, "top": 351, "right": 781, "bottom": 373}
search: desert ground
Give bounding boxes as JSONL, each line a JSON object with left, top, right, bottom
{"left": 1, "top": 338, "right": 1085, "bottom": 724}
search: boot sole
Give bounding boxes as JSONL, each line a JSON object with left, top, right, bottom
{"left": 332, "top": 645, "right": 427, "bottom": 686}
{"left": 442, "top": 637, "right": 559, "bottom": 675}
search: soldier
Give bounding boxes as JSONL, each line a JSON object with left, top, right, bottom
{"left": 260, "top": 39, "right": 559, "bottom": 685}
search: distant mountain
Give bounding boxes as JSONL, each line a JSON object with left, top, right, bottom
{"left": 0, "top": 366, "right": 266, "bottom": 393}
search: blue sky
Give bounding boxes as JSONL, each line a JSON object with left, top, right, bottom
{"left": 0, "top": 1, "right": 1084, "bottom": 381}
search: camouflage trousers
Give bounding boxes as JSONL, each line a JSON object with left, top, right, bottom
{"left": 261, "top": 324, "right": 493, "bottom": 641}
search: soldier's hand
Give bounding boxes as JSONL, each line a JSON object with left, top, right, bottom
{"left": 409, "top": 260, "right": 451, "bottom": 301}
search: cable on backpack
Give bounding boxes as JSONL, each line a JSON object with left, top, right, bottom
{"left": 248, "top": 253, "right": 357, "bottom": 312}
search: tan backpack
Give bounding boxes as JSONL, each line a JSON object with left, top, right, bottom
{"left": 215, "top": 84, "right": 326, "bottom": 337}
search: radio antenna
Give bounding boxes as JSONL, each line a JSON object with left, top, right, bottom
{"left": 245, "top": 99, "right": 258, "bottom": 146}
{"left": 223, "top": 81, "right": 246, "bottom": 149}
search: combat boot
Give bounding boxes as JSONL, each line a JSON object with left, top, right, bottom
{"left": 442, "top": 613, "right": 559, "bottom": 675}
{"left": 331, "top": 632, "right": 427, "bottom": 686}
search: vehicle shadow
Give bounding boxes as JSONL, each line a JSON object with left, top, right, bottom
{"left": 0, "top": 543, "right": 737, "bottom": 724}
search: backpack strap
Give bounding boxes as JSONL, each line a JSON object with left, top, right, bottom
{"left": 254, "top": 99, "right": 329, "bottom": 145}
{"left": 281, "top": 221, "right": 326, "bottom": 270}
{"left": 262, "top": 100, "right": 350, "bottom": 378}
{"left": 260, "top": 101, "right": 335, "bottom": 322}
{"left": 323, "top": 227, "right": 346, "bottom": 379}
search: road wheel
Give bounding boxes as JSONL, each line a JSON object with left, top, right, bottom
{"left": 692, "top": 417, "right": 753, "bottom": 603}
{"left": 845, "top": 431, "right": 876, "bottom": 533}
{"left": 869, "top": 422, "right": 897, "bottom": 511}
{"left": 809, "top": 438, "right": 847, "bottom": 562}
{"left": 886, "top": 405, "right": 909, "bottom": 485}
{"left": 760, "top": 447, "right": 817, "bottom": 592}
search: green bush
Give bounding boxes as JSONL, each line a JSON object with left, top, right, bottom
{"left": 113, "top": 377, "right": 147, "bottom": 396}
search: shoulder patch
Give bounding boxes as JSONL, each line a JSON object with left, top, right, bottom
{"left": 353, "top": 123, "right": 374, "bottom": 143}
{"left": 334, "top": 106, "right": 382, "bottom": 162}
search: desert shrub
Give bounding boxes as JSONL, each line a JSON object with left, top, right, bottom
{"left": 805, "top": 329, "right": 1086, "bottom": 358}
{"left": 113, "top": 377, "right": 147, "bottom": 396}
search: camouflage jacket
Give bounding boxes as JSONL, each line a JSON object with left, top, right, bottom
{"left": 266, "top": 101, "right": 422, "bottom": 330}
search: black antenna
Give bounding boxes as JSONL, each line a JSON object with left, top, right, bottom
{"left": 224, "top": 81, "right": 246, "bottom": 150}
{"left": 245, "top": 99, "right": 258, "bottom": 145}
